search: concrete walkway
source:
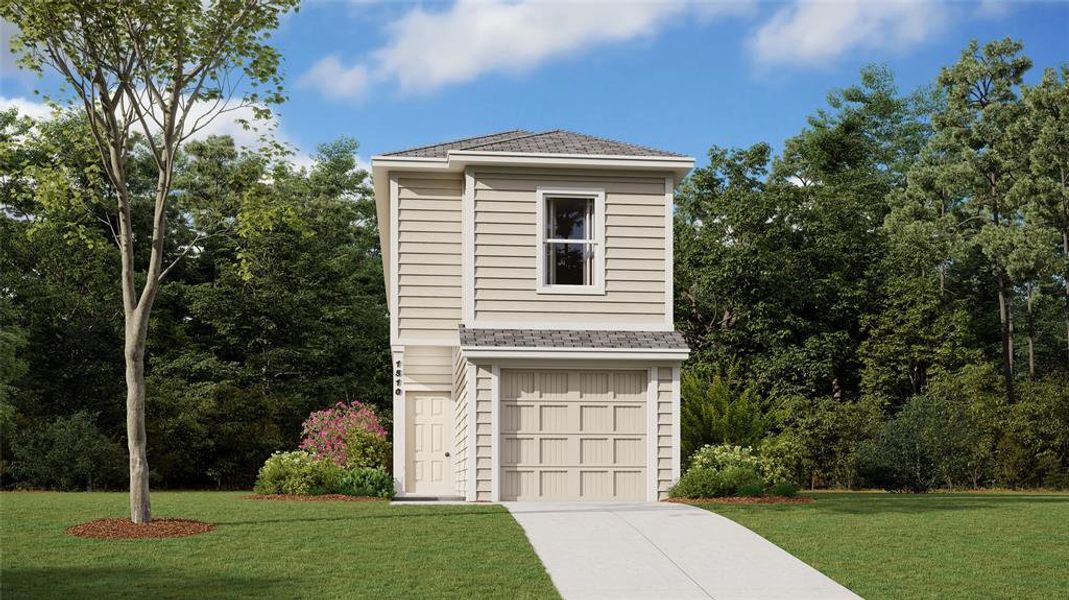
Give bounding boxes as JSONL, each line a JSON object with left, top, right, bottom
{"left": 505, "top": 502, "right": 860, "bottom": 600}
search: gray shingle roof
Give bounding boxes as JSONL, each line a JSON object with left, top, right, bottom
{"left": 382, "top": 130, "right": 533, "bottom": 158}
{"left": 384, "top": 129, "right": 686, "bottom": 159}
{"left": 459, "top": 326, "right": 689, "bottom": 351}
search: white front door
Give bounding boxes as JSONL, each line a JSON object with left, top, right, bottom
{"left": 406, "top": 393, "right": 454, "bottom": 496}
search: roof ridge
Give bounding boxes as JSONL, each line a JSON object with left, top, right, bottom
{"left": 459, "top": 129, "right": 550, "bottom": 151}
{"left": 382, "top": 129, "right": 531, "bottom": 156}
{"left": 552, "top": 128, "right": 679, "bottom": 157}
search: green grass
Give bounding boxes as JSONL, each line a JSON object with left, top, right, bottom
{"left": 697, "top": 491, "right": 1069, "bottom": 600}
{"left": 0, "top": 491, "right": 559, "bottom": 599}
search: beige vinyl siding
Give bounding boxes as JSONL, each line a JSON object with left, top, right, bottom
{"left": 396, "top": 173, "right": 463, "bottom": 343}
{"left": 657, "top": 366, "right": 675, "bottom": 498}
{"left": 451, "top": 348, "right": 469, "bottom": 497}
{"left": 474, "top": 364, "right": 494, "bottom": 501}
{"left": 472, "top": 168, "right": 668, "bottom": 327}
{"left": 401, "top": 345, "right": 453, "bottom": 390}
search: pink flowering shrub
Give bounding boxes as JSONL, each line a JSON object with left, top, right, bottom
{"left": 299, "top": 401, "right": 387, "bottom": 466}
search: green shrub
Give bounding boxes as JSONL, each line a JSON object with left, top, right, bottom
{"left": 681, "top": 367, "right": 767, "bottom": 462}
{"left": 688, "top": 444, "right": 761, "bottom": 473}
{"left": 768, "top": 481, "right": 800, "bottom": 497}
{"left": 345, "top": 429, "right": 392, "bottom": 470}
{"left": 9, "top": 412, "right": 124, "bottom": 490}
{"left": 736, "top": 481, "right": 764, "bottom": 497}
{"left": 336, "top": 466, "right": 394, "bottom": 498}
{"left": 757, "top": 433, "right": 807, "bottom": 486}
{"left": 253, "top": 451, "right": 342, "bottom": 496}
{"left": 669, "top": 465, "right": 764, "bottom": 498}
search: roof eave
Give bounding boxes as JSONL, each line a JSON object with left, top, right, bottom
{"left": 459, "top": 346, "right": 690, "bottom": 360}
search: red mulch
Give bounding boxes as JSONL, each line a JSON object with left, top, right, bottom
{"left": 241, "top": 494, "right": 387, "bottom": 502}
{"left": 66, "top": 518, "right": 214, "bottom": 540}
{"left": 666, "top": 495, "right": 814, "bottom": 505}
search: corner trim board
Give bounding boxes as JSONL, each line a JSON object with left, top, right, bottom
{"left": 490, "top": 365, "right": 501, "bottom": 502}
{"left": 671, "top": 365, "right": 681, "bottom": 483}
{"left": 646, "top": 367, "right": 658, "bottom": 502}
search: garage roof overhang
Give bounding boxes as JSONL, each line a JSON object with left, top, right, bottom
{"left": 458, "top": 326, "right": 691, "bottom": 361}
{"left": 459, "top": 347, "right": 691, "bottom": 361}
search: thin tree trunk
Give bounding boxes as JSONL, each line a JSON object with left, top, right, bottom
{"left": 996, "top": 271, "right": 1016, "bottom": 404}
{"left": 1063, "top": 230, "right": 1069, "bottom": 365}
{"left": 125, "top": 310, "right": 151, "bottom": 524}
{"left": 1026, "top": 281, "right": 1036, "bottom": 380}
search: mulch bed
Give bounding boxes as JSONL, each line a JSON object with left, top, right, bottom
{"left": 66, "top": 518, "right": 214, "bottom": 540}
{"left": 241, "top": 494, "right": 387, "bottom": 502}
{"left": 666, "top": 495, "right": 814, "bottom": 505}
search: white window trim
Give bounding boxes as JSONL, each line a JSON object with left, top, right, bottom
{"left": 535, "top": 187, "right": 606, "bottom": 295}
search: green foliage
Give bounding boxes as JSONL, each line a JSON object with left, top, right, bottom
{"left": 687, "top": 444, "right": 761, "bottom": 473}
{"left": 767, "top": 482, "right": 800, "bottom": 497}
{"left": 345, "top": 430, "right": 392, "bottom": 470}
{"left": 680, "top": 368, "right": 767, "bottom": 462}
{"left": 756, "top": 433, "right": 808, "bottom": 486}
{"left": 336, "top": 466, "right": 395, "bottom": 498}
{"left": 252, "top": 451, "right": 343, "bottom": 496}
{"left": 1, "top": 111, "right": 388, "bottom": 490}
{"left": 669, "top": 464, "right": 764, "bottom": 499}
{"left": 253, "top": 452, "right": 394, "bottom": 498}
{"left": 9, "top": 412, "right": 124, "bottom": 491}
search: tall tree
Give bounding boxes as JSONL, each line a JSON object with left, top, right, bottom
{"left": 924, "top": 38, "right": 1032, "bottom": 403}
{"left": 1, "top": 0, "right": 298, "bottom": 522}
{"left": 1013, "top": 66, "right": 1069, "bottom": 363}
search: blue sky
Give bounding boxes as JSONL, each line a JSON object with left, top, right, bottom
{"left": 2, "top": 1, "right": 1067, "bottom": 167}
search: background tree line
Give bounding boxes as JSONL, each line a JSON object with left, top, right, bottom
{"left": 676, "top": 39, "right": 1068, "bottom": 491}
{"left": 1, "top": 110, "right": 390, "bottom": 490}
{"left": 1, "top": 38, "right": 1065, "bottom": 492}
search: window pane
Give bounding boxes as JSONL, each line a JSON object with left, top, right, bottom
{"left": 546, "top": 242, "right": 592, "bottom": 286}
{"left": 547, "top": 197, "right": 592, "bottom": 240}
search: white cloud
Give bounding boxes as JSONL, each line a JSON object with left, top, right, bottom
{"left": 301, "top": 0, "right": 753, "bottom": 98}
{"left": 0, "top": 96, "right": 54, "bottom": 120}
{"left": 748, "top": 1, "right": 950, "bottom": 67}
{"left": 299, "top": 55, "right": 371, "bottom": 99}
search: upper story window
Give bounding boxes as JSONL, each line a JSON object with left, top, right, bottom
{"left": 537, "top": 188, "right": 605, "bottom": 294}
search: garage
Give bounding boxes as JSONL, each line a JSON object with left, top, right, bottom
{"left": 499, "top": 369, "right": 648, "bottom": 501}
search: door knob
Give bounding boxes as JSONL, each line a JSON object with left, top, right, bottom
{"left": 445, "top": 452, "right": 451, "bottom": 457}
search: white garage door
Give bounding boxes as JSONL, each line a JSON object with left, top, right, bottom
{"left": 500, "top": 369, "right": 647, "bottom": 501}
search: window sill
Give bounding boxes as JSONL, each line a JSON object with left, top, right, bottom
{"left": 535, "top": 285, "right": 606, "bottom": 296}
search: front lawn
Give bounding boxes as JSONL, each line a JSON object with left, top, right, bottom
{"left": 0, "top": 491, "right": 559, "bottom": 599}
{"left": 698, "top": 491, "right": 1069, "bottom": 600}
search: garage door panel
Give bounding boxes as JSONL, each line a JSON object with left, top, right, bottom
{"left": 580, "top": 471, "right": 612, "bottom": 499}
{"left": 500, "top": 369, "right": 648, "bottom": 501}
{"left": 614, "top": 438, "right": 644, "bottom": 465}
{"left": 613, "top": 405, "right": 644, "bottom": 432}
{"left": 539, "top": 404, "right": 570, "bottom": 430}
{"left": 580, "top": 438, "right": 611, "bottom": 464}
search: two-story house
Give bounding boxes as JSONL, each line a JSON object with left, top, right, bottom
{"left": 371, "top": 130, "right": 693, "bottom": 502}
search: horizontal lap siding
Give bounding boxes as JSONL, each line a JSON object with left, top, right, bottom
{"left": 475, "top": 365, "right": 494, "bottom": 501}
{"left": 396, "top": 174, "right": 463, "bottom": 343}
{"left": 472, "top": 169, "right": 667, "bottom": 328}
{"left": 403, "top": 346, "right": 453, "bottom": 389}
{"left": 452, "top": 349, "right": 468, "bottom": 497}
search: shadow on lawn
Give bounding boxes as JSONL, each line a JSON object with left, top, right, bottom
{"left": 794, "top": 493, "right": 1069, "bottom": 516}
{"left": 1, "top": 566, "right": 284, "bottom": 599}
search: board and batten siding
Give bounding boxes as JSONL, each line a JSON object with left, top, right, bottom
{"left": 471, "top": 168, "right": 669, "bottom": 328}
{"left": 395, "top": 173, "right": 463, "bottom": 344}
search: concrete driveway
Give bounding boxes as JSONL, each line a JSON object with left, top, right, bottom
{"left": 505, "top": 502, "right": 860, "bottom": 600}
